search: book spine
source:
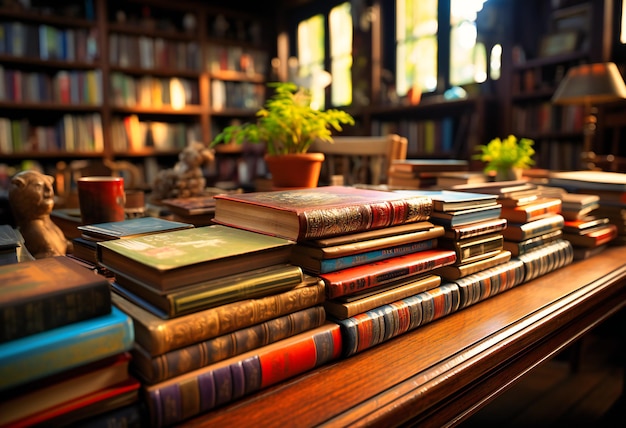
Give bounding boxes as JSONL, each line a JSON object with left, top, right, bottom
{"left": 301, "top": 196, "right": 432, "bottom": 240}
{"left": 0, "top": 307, "right": 134, "bottom": 391}
{"left": 318, "top": 239, "right": 437, "bottom": 274}
{"left": 517, "top": 240, "right": 574, "bottom": 283}
{"left": 145, "top": 323, "right": 342, "bottom": 427}
{"left": 448, "top": 219, "right": 507, "bottom": 240}
{"left": 507, "top": 214, "right": 565, "bottom": 241}
{"left": 323, "top": 250, "right": 456, "bottom": 299}
{"left": 135, "top": 306, "right": 326, "bottom": 384}
{"left": 334, "top": 282, "right": 460, "bottom": 357}
{"left": 454, "top": 259, "right": 526, "bottom": 309}
{"left": 128, "top": 282, "right": 325, "bottom": 356}
{"left": 0, "top": 282, "right": 111, "bottom": 343}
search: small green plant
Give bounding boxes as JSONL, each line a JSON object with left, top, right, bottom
{"left": 473, "top": 135, "right": 535, "bottom": 175}
{"left": 210, "top": 82, "right": 355, "bottom": 155}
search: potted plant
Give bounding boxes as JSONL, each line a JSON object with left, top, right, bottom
{"left": 473, "top": 135, "right": 535, "bottom": 181}
{"left": 210, "top": 82, "right": 355, "bottom": 188}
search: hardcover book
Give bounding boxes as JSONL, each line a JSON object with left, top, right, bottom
{"left": 499, "top": 197, "right": 562, "bottom": 223}
{"left": 516, "top": 239, "right": 574, "bottom": 283}
{"left": 0, "top": 306, "right": 134, "bottom": 392}
{"left": 112, "top": 263, "right": 305, "bottom": 318}
{"left": 501, "top": 214, "right": 565, "bottom": 241}
{"left": 212, "top": 186, "right": 433, "bottom": 241}
{"left": 78, "top": 216, "right": 194, "bottom": 241}
{"left": 97, "top": 225, "right": 294, "bottom": 293}
{"left": 433, "top": 250, "right": 512, "bottom": 281}
{"left": 437, "top": 233, "right": 504, "bottom": 264}
{"left": 323, "top": 274, "right": 441, "bottom": 319}
{"left": 548, "top": 170, "right": 626, "bottom": 192}
{"left": 563, "top": 216, "right": 610, "bottom": 234}
{"left": 395, "top": 189, "right": 498, "bottom": 211}
{"left": 294, "top": 223, "right": 443, "bottom": 259}
{"left": 144, "top": 322, "right": 342, "bottom": 427}
{"left": 319, "top": 249, "right": 456, "bottom": 299}
{"left": 389, "top": 159, "right": 469, "bottom": 173}
{"left": 131, "top": 306, "right": 326, "bottom": 384}
{"left": 111, "top": 277, "right": 325, "bottom": 356}
{"left": 428, "top": 204, "right": 502, "bottom": 227}
{"left": 451, "top": 180, "right": 537, "bottom": 198}
{"left": 503, "top": 229, "right": 563, "bottom": 256}
{"left": 453, "top": 259, "right": 525, "bottom": 309}
{"left": 335, "top": 282, "right": 461, "bottom": 357}
{"left": 0, "top": 352, "right": 132, "bottom": 427}
{"left": 0, "top": 256, "right": 111, "bottom": 343}
{"left": 161, "top": 195, "right": 217, "bottom": 216}
{"left": 290, "top": 238, "right": 438, "bottom": 274}
{"left": 562, "top": 223, "right": 618, "bottom": 248}
{"left": 443, "top": 217, "right": 507, "bottom": 240}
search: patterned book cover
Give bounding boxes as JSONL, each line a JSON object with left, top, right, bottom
{"left": 213, "top": 186, "right": 433, "bottom": 241}
{"left": 97, "top": 225, "right": 294, "bottom": 293}
{"left": 515, "top": 239, "right": 574, "bottom": 283}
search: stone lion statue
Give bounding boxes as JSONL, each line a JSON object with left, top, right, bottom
{"left": 8, "top": 170, "right": 73, "bottom": 259}
{"left": 151, "top": 142, "right": 215, "bottom": 202}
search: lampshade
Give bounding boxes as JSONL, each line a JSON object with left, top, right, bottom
{"left": 552, "top": 62, "right": 626, "bottom": 105}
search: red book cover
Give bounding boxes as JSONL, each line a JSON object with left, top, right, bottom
{"left": 500, "top": 197, "right": 562, "bottom": 223}
{"left": 320, "top": 249, "right": 457, "bottom": 299}
{"left": 564, "top": 224, "right": 618, "bottom": 248}
{"left": 213, "top": 186, "right": 433, "bottom": 241}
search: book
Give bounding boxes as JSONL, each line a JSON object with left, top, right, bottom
{"left": 111, "top": 278, "right": 325, "bottom": 356}
{"left": 516, "top": 239, "right": 574, "bottom": 283}
{"left": 290, "top": 238, "right": 439, "bottom": 274}
{"left": 443, "top": 217, "right": 508, "bottom": 240}
{"left": 497, "top": 193, "right": 539, "bottom": 208}
{"left": 451, "top": 180, "right": 537, "bottom": 198}
{"left": 97, "top": 225, "right": 294, "bottom": 293}
{"left": 562, "top": 224, "right": 618, "bottom": 248}
{"left": 499, "top": 197, "right": 562, "bottom": 223}
{"left": 334, "top": 282, "right": 461, "bottom": 357}
{"left": 161, "top": 195, "right": 217, "bottom": 216}
{"left": 296, "top": 222, "right": 442, "bottom": 258}
{"left": 319, "top": 249, "right": 457, "bottom": 299}
{"left": 78, "top": 216, "right": 193, "bottom": 241}
{"left": 395, "top": 189, "right": 498, "bottom": 211}
{"left": 548, "top": 170, "right": 626, "bottom": 192}
{"left": 454, "top": 259, "right": 525, "bottom": 309}
{"left": 560, "top": 192, "right": 600, "bottom": 211}
{"left": 0, "top": 256, "right": 111, "bottom": 343}
{"left": 435, "top": 171, "right": 488, "bottom": 188}
{"left": 501, "top": 214, "right": 565, "bottom": 241}
{"left": 0, "top": 306, "right": 134, "bottom": 391}
{"left": 144, "top": 322, "right": 342, "bottom": 427}
{"left": 212, "top": 186, "right": 433, "bottom": 241}
{"left": 433, "top": 249, "right": 512, "bottom": 281}
{"left": 0, "top": 224, "right": 26, "bottom": 265}
{"left": 304, "top": 221, "right": 436, "bottom": 247}
{"left": 437, "top": 233, "right": 504, "bottom": 264}
{"left": 389, "top": 159, "right": 469, "bottom": 173}
{"left": 323, "top": 274, "right": 441, "bottom": 319}
{"left": 0, "top": 352, "right": 132, "bottom": 427}
{"left": 573, "top": 244, "right": 608, "bottom": 260}
{"left": 503, "top": 229, "right": 563, "bottom": 256}
{"left": 131, "top": 305, "right": 326, "bottom": 384}
{"left": 563, "top": 216, "right": 610, "bottom": 234}
{"left": 111, "top": 263, "right": 305, "bottom": 318}
{"left": 429, "top": 204, "right": 502, "bottom": 227}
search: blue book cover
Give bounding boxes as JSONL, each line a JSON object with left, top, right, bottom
{"left": 78, "top": 216, "right": 193, "bottom": 240}
{"left": 0, "top": 306, "right": 134, "bottom": 391}
{"left": 429, "top": 204, "right": 503, "bottom": 227}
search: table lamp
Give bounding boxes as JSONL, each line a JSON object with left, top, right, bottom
{"left": 552, "top": 62, "right": 626, "bottom": 169}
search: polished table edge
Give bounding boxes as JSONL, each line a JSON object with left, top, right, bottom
{"left": 183, "top": 246, "right": 626, "bottom": 428}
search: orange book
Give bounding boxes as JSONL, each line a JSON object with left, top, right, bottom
{"left": 500, "top": 197, "right": 562, "bottom": 223}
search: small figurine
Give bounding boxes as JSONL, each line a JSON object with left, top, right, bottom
{"left": 8, "top": 170, "right": 73, "bottom": 259}
{"left": 151, "top": 142, "right": 215, "bottom": 202}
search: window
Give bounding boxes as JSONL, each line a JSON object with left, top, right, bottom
{"left": 396, "top": 0, "right": 491, "bottom": 97}
{"left": 329, "top": 2, "right": 352, "bottom": 106}
{"left": 297, "top": 14, "right": 325, "bottom": 109}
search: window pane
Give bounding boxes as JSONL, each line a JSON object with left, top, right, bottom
{"left": 297, "top": 14, "right": 325, "bottom": 108}
{"left": 396, "top": 0, "right": 438, "bottom": 96}
{"left": 450, "top": 0, "right": 488, "bottom": 86}
{"left": 330, "top": 2, "right": 352, "bottom": 106}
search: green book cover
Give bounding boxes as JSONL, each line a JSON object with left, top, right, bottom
{"left": 97, "top": 225, "right": 295, "bottom": 293}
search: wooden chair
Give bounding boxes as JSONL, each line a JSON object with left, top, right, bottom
{"left": 310, "top": 134, "right": 408, "bottom": 186}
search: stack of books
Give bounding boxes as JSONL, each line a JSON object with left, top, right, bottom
{"left": 557, "top": 191, "right": 616, "bottom": 259}
{"left": 0, "top": 256, "right": 138, "bottom": 427}
{"left": 549, "top": 170, "right": 626, "bottom": 247}
{"left": 453, "top": 180, "right": 574, "bottom": 282}
{"left": 100, "top": 225, "right": 339, "bottom": 426}
{"left": 0, "top": 224, "right": 30, "bottom": 264}
{"left": 387, "top": 159, "right": 469, "bottom": 189}
{"left": 72, "top": 216, "right": 194, "bottom": 268}
{"left": 213, "top": 186, "right": 463, "bottom": 357}
{"left": 160, "top": 195, "right": 218, "bottom": 226}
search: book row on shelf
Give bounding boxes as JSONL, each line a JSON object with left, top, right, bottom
{"left": 3, "top": 169, "right": 626, "bottom": 426}
{"left": 109, "top": 73, "right": 199, "bottom": 108}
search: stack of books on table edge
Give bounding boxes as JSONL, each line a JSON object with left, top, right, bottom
{"left": 213, "top": 186, "right": 467, "bottom": 358}
{"left": 0, "top": 256, "right": 139, "bottom": 427}
{"left": 101, "top": 224, "right": 339, "bottom": 426}
{"left": 387, "top": 159, "right": 469, "bottom": 189}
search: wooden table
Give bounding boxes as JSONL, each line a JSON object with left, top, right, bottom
{"left": 183, "top": 246, "right": 626, "bottom": 427}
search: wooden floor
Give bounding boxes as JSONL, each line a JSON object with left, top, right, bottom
{"left": 460, "top": 310, "right": 626, "bottom": 427}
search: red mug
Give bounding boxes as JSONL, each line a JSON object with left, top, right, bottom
{"left": 77, "top": 176, "right": 126, "bottom": 225}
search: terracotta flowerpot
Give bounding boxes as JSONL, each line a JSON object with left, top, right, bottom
{"left": 264, "top": 153, "right": 325, "bottom": 188}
